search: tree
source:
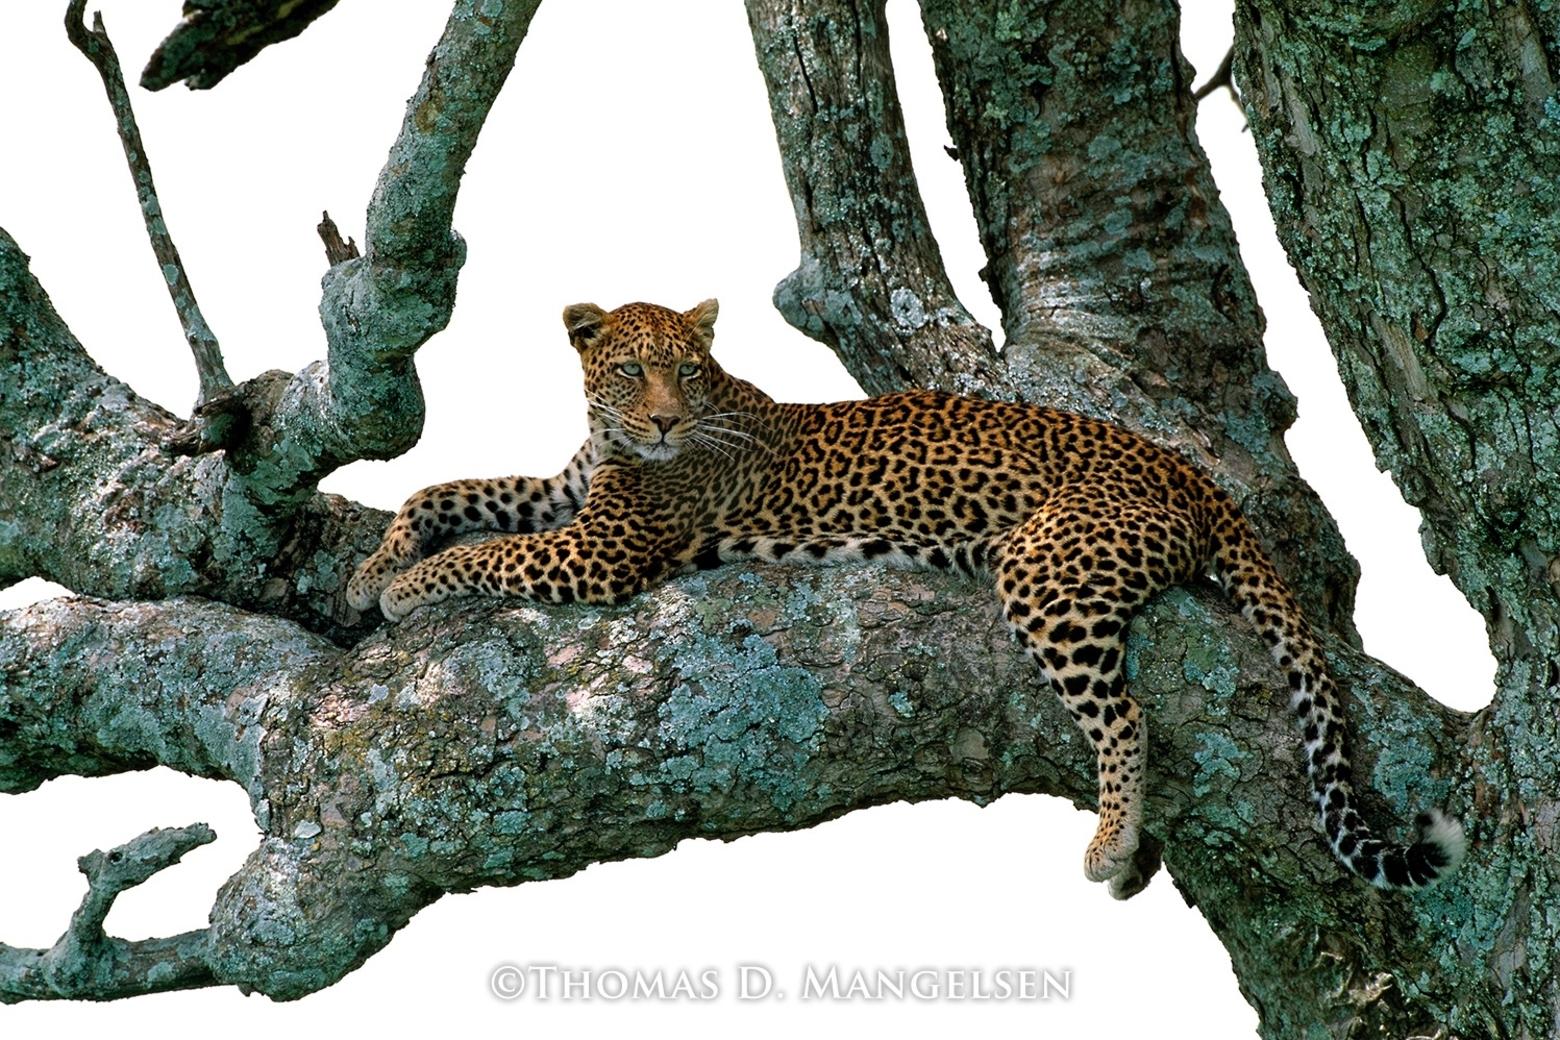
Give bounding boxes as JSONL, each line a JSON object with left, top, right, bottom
{"left": 0, "top": 0, "right": 1549, "bottom": 1035}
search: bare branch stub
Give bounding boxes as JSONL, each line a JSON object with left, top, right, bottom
{"left": 317, "top": 210, "right": 360, "bottom": 267}
{"left": 1192, "top": 45, "right": 1238, "bottom": 104}
{"left": 65, "top": 0, "right": 233, "bottom": 409}
{"left": 0, "top": 824, "right": 217, "bottom": 1002}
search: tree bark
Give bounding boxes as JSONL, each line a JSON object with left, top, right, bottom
{"left": 140, "top": 0, "right": 344, "bottom": 91}
{"left": 0, "top": 556, "right": 1464, "bottom": 1001}
{"left": 743, "top": 0, "right": 1010, "bottom": 399}
{"left": 0, "top": 0, "right": 1537, "bottom": 1033}
{"left": 1231, "top": 2, "right": 1560, "bottom": 1035}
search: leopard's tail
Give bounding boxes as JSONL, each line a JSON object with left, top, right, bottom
{"left": 1209, "top": 505, "right": 1464, "bottom": 889}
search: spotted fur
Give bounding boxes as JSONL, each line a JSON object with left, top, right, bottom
{"left": 347, "top": 299, "right": 1465, "bottom": 894}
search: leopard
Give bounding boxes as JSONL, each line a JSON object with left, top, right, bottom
{"left": 347, "top": 297, "right": 1465, "bottom": 897}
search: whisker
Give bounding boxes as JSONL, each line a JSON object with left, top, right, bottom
{"left": 697, "top": 423, "right": 771, "bottom": 454}
{"left": 701, "top": 410, "right": 768, "bottom": 430}
{"left": 690, "top": 432, "right": 734, "bottom": 462}
{"left": 695, "top": 431, "right": 765, "bottom": 457}
{"left": 696, "top": 422, "right": 757, "bottom": 442}
{"left": 585, "top": 396, "right": 627, "bottom": 421}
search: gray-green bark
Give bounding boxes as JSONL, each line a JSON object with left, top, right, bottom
{"left": 140, "top": 0, "right": 344, "bottom": 91}
{"left": 743, "top": 0, "right": 1009, "bottom": 398}
{"left": 1229, "top": 2, "right": 1560, "bottom": 1036}
{"left": 0, "top": 0, "right": 1541, "bottom": 1034}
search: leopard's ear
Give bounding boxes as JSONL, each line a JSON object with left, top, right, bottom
{"left": 684, "top": 298, "right": 719, "bottom": 350}
{"left": 562, "top": 303, "right": 607, "bottom": 351}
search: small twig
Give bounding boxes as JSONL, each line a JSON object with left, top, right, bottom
{"left": 64, "top": 824, "right": 216, "bottom": 951}
{"left": 317, "top": 210, "right": 360, "bottom": 266}
{"left": 66, "top": 1, "right": 233, "bottom": 408}
{"left": 1192, "top": 46, "right": 1238, "bottom": 105}
{"left": 0, "top": 824, "right": 217, "bottom": 1002}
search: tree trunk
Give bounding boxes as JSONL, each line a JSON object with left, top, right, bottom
{"left": 1231, "top": 2, "right": 1560, "bottom": 1035}
{"left": 0, "top": 1, "right": 1542, "bottom": 1034}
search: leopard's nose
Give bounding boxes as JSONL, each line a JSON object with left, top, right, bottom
{"left": 649, "top": 414, "right": 679, "bottom": 435}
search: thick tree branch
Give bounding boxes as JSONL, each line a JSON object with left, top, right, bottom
{"left": 1231, "top": 12, "right": 1560, "bottom": 1025}
{"left": 0, "top": 226, "right": 381, "bottom": 635}
{"left": 0, "top": 566, "right": 1472, "bottom": 1005}
{"left": 141, "top": 0, "right": 344, "bottom": 91}
{"left": 66, "top": 0, "right": 233, "bottom": 411}
{"left": 743, "top": 0, "right": 1011, "bottom": 399}
{"left": 1234, "top": 0, "right": 1560, "bottom": 676}
{"left": 0, "top": 825, "right": 216, "bottom": 1002}
{"left": 2, "top": 2, "right": 544, "bottom": 629}
{"left": 0, "top": 596, "right": 332, "bottom": 797}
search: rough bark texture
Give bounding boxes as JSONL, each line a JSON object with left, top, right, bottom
{"left": 0, "top": 566, "right": 1464, "bottom": 1002}
{"left": 0, "top": 0, "right": 1540, "bottom": 1033}
{"left": 744, "top": 0, "right": 1011, "bottom": 399}
{"left": 0, "top": 0, "right": 542, "bottom": 638}
{"left": 1230, "top": 2, "right": 1560, "bottom": 1035}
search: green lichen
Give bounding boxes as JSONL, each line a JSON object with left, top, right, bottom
{"left": 652, "top": 633, "right": 828, "bottom": 811}
{"left": 1193, "top": 731, "right": 1246, "bottom": 798}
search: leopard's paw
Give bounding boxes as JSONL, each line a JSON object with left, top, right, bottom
{"left": 346, "top": 549, "right": 401, "bottom": 612}
{"left": 1104, "top": 833, "right": 1162, "bottom": 901}
{"left": 377, "top": 575, "right": 418, "bottom": 622}
{"left": 1083, "top": 827, "right": 1140, "bottom": 885}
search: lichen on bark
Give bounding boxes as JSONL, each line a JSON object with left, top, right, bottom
{"left": 1234, "top": 0, "right": 1560, "bottom": 1034}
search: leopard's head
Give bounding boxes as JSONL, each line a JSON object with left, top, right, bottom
{"left": 563, "top": 299, "right": 720, "bottom": 462}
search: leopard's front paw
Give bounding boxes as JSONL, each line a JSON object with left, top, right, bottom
{"left": 347, "top": 546, "right": 407, "bottom": 612}
{"left": 377, "top": 575, "right": 417, "bottom": 622}
{"left": 378, "top": 567, "right": 450, "bottom": 623}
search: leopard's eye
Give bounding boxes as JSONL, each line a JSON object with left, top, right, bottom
{"left": 678, "top": 362, "right": 701, "bottom": 379}
{"left": 618, "top": 361, "right": 644, "bottom": 378}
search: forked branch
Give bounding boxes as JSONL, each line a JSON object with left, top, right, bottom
{"left": 0, "top": 824, "right": 216, "bottom": 1002}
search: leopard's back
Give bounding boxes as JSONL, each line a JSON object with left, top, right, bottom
{"left": 685, "top": 390, "right": 1220, "bottom": 583}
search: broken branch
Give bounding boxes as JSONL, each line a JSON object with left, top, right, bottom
{"left": 0, "top": 824, "right": 216, "bottom": 1002}
{"left": 65, "top": 0, "right": 233, "bottom": 409}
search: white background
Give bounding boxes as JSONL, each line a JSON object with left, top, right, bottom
{"left": 0, "top": 2, "right": 1493, "bottom": 1037}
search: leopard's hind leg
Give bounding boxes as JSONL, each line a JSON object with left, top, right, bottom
{"left": 994, "top": 497, "right": 1201, "bottom": 898}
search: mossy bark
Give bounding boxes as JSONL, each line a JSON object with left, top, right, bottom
{"left": 743, "top": 0, "right": 1010, "bottom": 398}
{"left": 1230, "top": 2, "right": 1560, "bottom": 1035}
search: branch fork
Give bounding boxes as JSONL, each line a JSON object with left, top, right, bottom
{"left": 0, "top": 824, "right": 217, "bottom": 1002}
